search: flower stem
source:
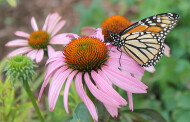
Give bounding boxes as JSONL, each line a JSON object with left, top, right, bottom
{"left": 23, "top": 81, "right": 44, "bottom": 122}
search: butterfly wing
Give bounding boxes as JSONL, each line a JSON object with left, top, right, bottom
{"left": 120, "top": 32, "right": 164, "bottom": 67}
{"left": 119, "top": 13, "right": 179, "bottom": 38}
{"left": 119, "top": 13, "right": 179, "bottom": 67}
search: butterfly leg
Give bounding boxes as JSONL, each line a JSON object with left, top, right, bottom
{"left": 116, "top": 46, "right": 123, "bottom": 67}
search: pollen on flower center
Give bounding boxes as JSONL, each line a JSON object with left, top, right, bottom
{"left": 64, "top": 37, "right": 109, "bottom": 72}
{"left": 28, "top": 30, "right": 50, "bottom": 49}
{"left": 101, "top": 15, "right": 131, "bottom": 42}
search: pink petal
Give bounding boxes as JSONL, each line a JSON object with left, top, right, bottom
{"left": 38, "top": 63, "right": 66, "bottom": 102}
{"left": 164, "top": 44, "right": 170, "bottom": 57}
{"left": 144, "top": 66, "right": 155, "bottom": 73}
{"left": 75, "top": 72, "right": 98, "bottom": 121}
{"left": 50, "top": 33, "right": 72, "bottom": 45}
{"left": 63, "top": 70, "right": 77, "bottom": 113}
{"left": 47, "top": 13, "right": 61, "bottom": 33}
{"left": 102, "top": 66, "right": 147, "bottom": 93}
{"left": 127, "top": 92, "right": 133, "bottom": 111}
{"left": 51, "top": 20, "right": 66, "bottom": 37}
{"left": 45, "top": 51, "right": 65, "bottom": 65}
{"left": 91, "top": 70, "right": 127, "bottom": 105}
{"left": 48, "top": 68, "right": 72, "bottom": 112}
{"left": 45, "top": 61, "right": 65, "bottom": 84}
{"left": 47, "top": 45, "right": 55, "bottom": 58}
{"left": 42, "top": 14, "right": 50, "bottom": 31}
{"left": 27, "top": 49, "right": 38, "bottom": 60}
{"left": 104, "top": 104, "right": 118, "bottom": 117}
{"left": 66, "top": 33, "right": 79, "bottom": 39}
{"left": 7, "top": 47, "right": 32, "bottom": 57}
{"left": 84, "top": 72, "right": 120, "bottom": 107}
{"left": 105, "top": 65, "right": 147, "bottom": 89}
{"left": 80, "top": 27, "right": 97, "bottom": 36}
{"left": 5, "top": 39, "right": 28, "bottom": 47}
{"left": 94, "top": 28, "right": 104, "bottom": 41}
{"left": 36, "top": 49, "right": 44, "bottom": 63}
{"left": 31, "top": 17, "right": 38, "bottom": 31}
{"left": 108, "top": 58, "right": 144, "bottom": 76}
{"left": 14, "top": 31, "right": 30, "bottom": 38}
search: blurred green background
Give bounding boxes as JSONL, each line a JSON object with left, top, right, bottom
{"left": 0, "top": 0, "right": 190, "bottom": 122}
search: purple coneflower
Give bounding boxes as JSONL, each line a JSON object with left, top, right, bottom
{"left": 38, "top": 28, "right": 148, "bottom": 121}
{"left": 5, "top": 12, "right": 76, "bottom": 63}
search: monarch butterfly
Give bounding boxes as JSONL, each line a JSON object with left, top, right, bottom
{"left": 109, "top": 13, "right": 179, "bottom": 67}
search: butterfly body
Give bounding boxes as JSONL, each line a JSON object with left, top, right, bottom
{"left": 110, "top": 13, "right": 179, "bottom": 67}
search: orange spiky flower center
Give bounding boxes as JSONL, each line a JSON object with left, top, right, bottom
{"left": 64, "top": 37, "right": 109, "bottom": 72}
{"left": 101, "top": 15, "right": 131, "bottom": 42}
{"left": 28, "top": 30, "right": 50, "bottom": 49}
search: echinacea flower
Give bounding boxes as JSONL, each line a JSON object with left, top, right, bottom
{"left": 38, "top": 28, "right": 148, "bottom": 121}
{"left": 5, "top": 12, "right": 76, "bottom": 63}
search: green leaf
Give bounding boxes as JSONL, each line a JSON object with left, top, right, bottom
{"left": 172, "top": 109, "right": 190, "bottom": 122}
{"left": 127, "top": 109, "right": 167, "bottom": 122}
{"left": 6, "top": 0, "right": 17, "bottom": 7}
{"left": 96, "top": 101, "right": 110, "bottom": 122}
{"left": 71, "top": 102, "right": 91, "bottom": 122}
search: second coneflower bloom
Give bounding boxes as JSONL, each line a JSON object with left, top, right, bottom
{"left": 5, "top": 12, "right": 77, "bottom": 63}
{"left": 38, "top": 29, "right": 148, "bottom": 121}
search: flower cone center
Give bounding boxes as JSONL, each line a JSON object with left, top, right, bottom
{"left": 28, "top": 30, "right": 50, "bottom": 49}
{"left": 64, "top": 37, "right": 108, "bottom": 72}
{"left": 101, "top": 15, "right": 131, "bottom": 42}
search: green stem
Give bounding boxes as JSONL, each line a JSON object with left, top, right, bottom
{"left": 23, "top": 81, "right": 44, "bottom": 122}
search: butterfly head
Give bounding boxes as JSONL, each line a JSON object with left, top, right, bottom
{"left": 109, "top": 32, "right": 122, "bottom": 46}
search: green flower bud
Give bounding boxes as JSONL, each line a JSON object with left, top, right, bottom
{"left": 5, "top": 55, "right": 37, "bottom": 84}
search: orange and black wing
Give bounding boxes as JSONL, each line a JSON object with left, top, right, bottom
{"left": 119, "top": 13, "right": 179, "bottom": 37}
{"left": 119, "top": 13, "right": 179, "bottom": 67}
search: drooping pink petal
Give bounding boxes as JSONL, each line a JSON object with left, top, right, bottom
{"left": 42, "top": 14, "right": 50, "bottom": 31}
{"left": 102, "top": 66, "right": 147, "bottom": 93}
{"left": 164, "top": 44, "right": 170, "bottom": 57}
{"left": 48, "top": 69, "right": 72, "bottom": 112}
{"left": 84, "top": 72, "right": 120, "bottom": 107}
{"left": 14, "top": 31, "right": 30, "bottom": 38}
{"left": 51, "top": 20, "right": 66, "bottom": 37}
{"left": 45, "top": 51, "right": 65, "bottom": 65}
{"left": 50, "top": 33, "right": 72, "bottom": 45}
{"left": 63, "top": 70, "right": 77, "bottom": 113}
{"left": 104, "top": 104, "right": 118, "bottom": 117}
{"left": 97, "top": 69, "right": 112, "bottom": 85}
{"left": 105, "top": 65, "right": 147, "bottom": 90}
{"left": 75, "top": 72, "right": 98, "bottom": 121}
{"left": 36, "top": 49, "right": 44, "bottom": 63}
{"left": 7, "top": 47, "right": 32, "bottom": 57}
{"left": 38, "top": 63, "right": 66, "bottom": 102}
{"left": 91, "top": 70, "right": 127, "bottom": 105}
{"left": 5, "top": 39, "right": 28, "bottom": 47}
{"left": 144, "top": 66, "right": 155, "bottom": 73}
{"left": 47, "top": 45, "right": 55, "bottom": 58}
{"left": 122, "top": 70, "right": 148, "bottom": 89}
{"left": 127, "top": 92, "right": 133, "bottom": 111}
{"left": 45, "top": 61, "right": 65, "bottom": 83}
{"left": 38, "top": 70, "right": 56, "bottom": 102}
{"left": 31, "top": 17, "right": 38, "bottom": 31}
{"left": 80, "top": 27, "right": 97, "bottom": 36}
{"left": 27, "top": 49, "right": 38, "bottom": 60}
{"left": 108, "top": 58, "right": 144, "bottom": 76}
